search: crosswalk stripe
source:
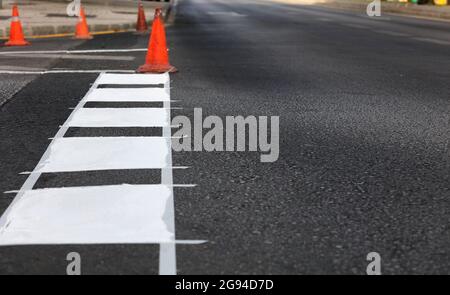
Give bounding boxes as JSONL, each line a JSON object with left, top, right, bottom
{"left": 86, "top": 88, "right": 170, "bottom": 102}
{"left": 97, "top": 73, "right": 169, "bottom": 85}
{"left": 35, "top": 137, "right": 171, "bottom": 173}
{"left": 67, "top": 108, "right": 169, "bottom": 127}
{"left": 0, "top": 185, "right": 174, "bottom": 246}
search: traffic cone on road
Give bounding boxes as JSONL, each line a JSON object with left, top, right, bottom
{"left": 137, "top": 8, "right": 177, "bottom": 73}
{"left": 5, "top": 5, "right": 30, "bottom": 46}
{"left": 136, "top": 2, "right": 148, "bottom": 33}
{"left": 75, "top": 6, "right": 92, "bottom": 39}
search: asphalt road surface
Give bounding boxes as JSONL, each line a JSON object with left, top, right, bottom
{"left": 0, "top": 0, "right": 449, "bottom": 274}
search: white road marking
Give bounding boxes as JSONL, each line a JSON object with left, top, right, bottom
{"left": 0, "top": 53, "right": 136, "bottom": 61}
{"left": 411, "top": 37, "right": 450, "bottom": 46}
{"left": 67, "top": 108, "right": 169, "bottom": 127}
{"left": 0, "top": 185, "right": 174, "bottom": 245}
{"left": 4, "top": 183, "right": 196, "bottom": 194}
{"left": 86, "top": 88, "right": 170, "bottom": 102}
{"left": 0, "top": 70, "right": 136, "bottom": 74}
{"left": 35, "top": 137, "right": 170, "bottom": 172}
{"left": 207, "top": 11, "right": 246, "bottom": 17}
{"left": 342, "top": 23, "right": 369, "bottom": 29}
{"left": 0, "top": 48, "right": 148, "bottom": 55}
{"left": 159, "top": 73, "right": 176, "bottom": 275}
{"left": 0, "top": 72, "right": 185, "bottom": 275}
{"left": 98, "top": 73, "right": 169, "bottom": 85}
{"left": 372, "top": 30, "right": 410, "bottom": 37}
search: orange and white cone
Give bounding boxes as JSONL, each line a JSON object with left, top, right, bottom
{"left": 136, "top": 2, "right": 148, "bottom": 33}
{"left": 137, "top": 8, "right": 177, "bottom": 73}
{"left": 5, "top": 5, "right": 30, "bottom": 46}
{"left": 75, "top": 6, "right": 92, "bottom": 39}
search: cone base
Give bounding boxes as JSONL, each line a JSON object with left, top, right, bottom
{"left": 5, "top": 40, "right": 30, "bottom": 46}
{"left": 137, "top": 63, "right": 178, "bottom": 73}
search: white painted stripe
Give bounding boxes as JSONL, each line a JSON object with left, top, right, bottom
{"left": 97, "top": 73, "right": 169, "bottom": 85}
{"left": 86, "top": 88, "right": 170, "bottom": 102}
{"left": 0, "top": 48, "right": 148, "bottom": 55}
{"left": 4, "top": 184, "right": 196, "bottom": 194}
{"left": 207, "top": 11, "right": 246, "bottom": 17}
{"left": 343, "top": 23, "right": 369, "bottom": 29}
{"left": 67, "top": 108, "right": 169, "bottom": 127}
{"left": 373, "top": 30, "right": 410, "bottom": 37}
{"left": 35, "top": 137, "right": 170, "bottom": 173}
{"left": 2, "top": 53, "right": 135, "bottom": 61}
{"left": 159, "top": 71, "right": 176, "bottom": 275}
{"left": 0, "top": 74, "right": 105, "bottom": 236}
{"left": 19, "top": 166, "right": 190, "bottom": 175}
{"left": 0, "top": 185, "right": 174, "bottom": 246}
{"left": 0, "top": 72, "right": 183, "bottom": 275}
{"left": 412, "top": 37, "right": 450, "bottom": 46}
{"left": 0, "top": 70, "right": 136, "bottom": 75}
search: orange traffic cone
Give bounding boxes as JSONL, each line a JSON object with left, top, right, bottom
{"left": 75, "top": 6, "right": 92, "bottom": 39}
{"left": 136, "top": 2, "right": 148, "bottom": 33}
{"left": 5, "top": 5, "right": 30, "bottom": 46}
{"left": 137, "top": 8, "right": 177, "bottom": 73}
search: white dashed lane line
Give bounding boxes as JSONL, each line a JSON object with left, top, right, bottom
{"left": 372, "top": 30, "right": 411, "bottom": 37}
{"left": 342, "top": 23, "right": 369, "bottom": 29}
{"left": 0, "top": 53, "right": 136, "bottom": 61}
{"left": 411, "top": 37, "right": 450, "bottom": 46}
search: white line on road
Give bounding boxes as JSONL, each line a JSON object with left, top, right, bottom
{"left": 97, "top": 73, "right": 169, "bottom": 85}
{"left": 159, "top": 74, "right": 177, "bottom": 275}
{"left": 342, "top": 23, "right": 369, "bottom": 29}
{"left": 411, "top": 37, "right": 450, "bottom": 46}
{"left": 0, "top": 185, "right": 175, "bottom": 245}
{"left": 207, "top": 11, "right": 246, "bottom": 17}
{"left": 34, "top": 137, "right": 171, "bottom": 173}
{"left": 86, "top": 88, "right": 170, "bottom": 102}
{"left": 0, "top": 70, "right": 136, "bottom": 74}
{"left": 0, "top": 53, "right": 136, "bottom": 61}
{"left": 0, "top": 72, "right": 187, "bottom": 275}
{"left": 67, "top": 108, "right": 169, "bottom": 127}
{"left": 0, "top": 48, "right": 148, "bottom": 55}
{"left": 372, "top": 30, "right": 411, "bottom": 37}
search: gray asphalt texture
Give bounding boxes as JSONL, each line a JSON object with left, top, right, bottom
{"left": 0, "top": 0, "right": 449, "bottom": 274}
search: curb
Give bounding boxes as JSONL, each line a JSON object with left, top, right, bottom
{"left": 0, "top": 21, "right": 141, "bottom": 40}
{"left": 317, "top": 1, "right": 450, "bottom": 22}
{"left": 0, "top": 2, "right": 174, "bottom": 40}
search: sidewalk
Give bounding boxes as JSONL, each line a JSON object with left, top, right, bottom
{"left": 270, "top": 0, "right": 450, "bottom": 21}
{"left": 0, "top": 0, "right": 171, "bottom": 40}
